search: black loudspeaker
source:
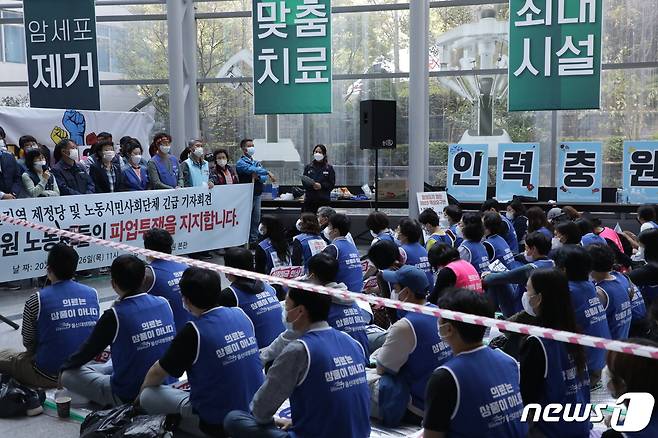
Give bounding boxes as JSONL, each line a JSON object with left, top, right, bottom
{"left": 360, "top": 100, "right": 396, "bottom": 150}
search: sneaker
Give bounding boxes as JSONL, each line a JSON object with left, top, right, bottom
{"left": 25, "top": 392, "right": 43, "bottom": 416}
{"left": 0, "top": 281, "right": 21, "bottom": 291}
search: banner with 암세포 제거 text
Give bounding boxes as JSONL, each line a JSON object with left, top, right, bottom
{"left": 0, "top": 185, "right": 253, "bottom": 282}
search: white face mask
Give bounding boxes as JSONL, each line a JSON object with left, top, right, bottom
{"left": 323, "top": 226, "right": 332, "bottom": 240}
{"left": 0, "top": 139, "right": 6, "bottom": 151}
{"left": 370, "top": 230, "right": 378, "bottom": 239}
{"left": 552, "top": 237, "right": 563, "bottom": 250}
{"left": 246, "top": 146, "right": 256, "bottom": 156}
{"left": 130, "top": 154, "right": 142, "bottom": 165}
{"left": 522, "top": 292, "right": 537, "bottom": 317}
{"left": 455, "top": 226, "right": 463, "bottom": 238}
{"left": 437, "top": 322, "right": 451, "bottom": 340}
{"left": 103, "top": 150, "right": 116, "bottom": 161}
{"left": 34, "top": 160, "right": 46, "bottom": 170}
{"left": 160, "top": 145, "right": 171, "bottom": 154}
{"left": 67, "top": 148, "right": 79, "bottom": 161}
{"left": 505, "top": 211, "right": 514, "bottom": 220}
{"left": 217, "top": 159, "right": 228, "bottom": 167}
{"left": 313, "top": 152, "right": 324, "bottom": 162}
{"left": 524, "top": 251, "right": 535, "bottom": 262}
{"left": 258, "top": 224, "right": 267, "bottom": 236}
{"left": 282, "top": 305, "right": 299, "bottom": 331}
{"left": 295, "top": 219, "right": 303, "bottom": 232}
{"left": 193, "top": 148, "right": 204, "bottom": 158}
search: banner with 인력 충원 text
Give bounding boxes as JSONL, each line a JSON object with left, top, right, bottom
{"left": 0, "top": 185, "right": 253, "bottom": 282}
{"left": 623, "top": 141, "right": 658, "bottom": 204}
{"left": 446, "top": 144, "right": 489, "bottom": 202}
{"left": 556, "top": 141, "right": 602, "bottom": 203}
{"left": 495, "top": 143, "right": 540, "bottom": 201}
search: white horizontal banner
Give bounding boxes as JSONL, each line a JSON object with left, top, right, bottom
{"left": 0, "top": 184, "right": 253, "bottom": 281}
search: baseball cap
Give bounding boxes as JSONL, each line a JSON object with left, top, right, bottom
{"left": 381, "top": 265, "right": 429, "bottom": 297}
{"left": 547, "top": 207, "right": 564, "bottom": 222}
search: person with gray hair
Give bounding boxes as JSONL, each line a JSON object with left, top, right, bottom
{"left": 317, "top": 206, "right": 356, "bottom": 246}
{"left": 178, "top": 138, "right": 202, "bottom": 162}
{"left": 177, "top": 140, "right": 213, "bottom": 190}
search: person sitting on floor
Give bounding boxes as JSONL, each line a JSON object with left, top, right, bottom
{"left": 397, "top": 218, "right": 434, "bottom": 286}
{"left": 366, "top": 211, "right": 398, "bottom": 246}
{"left": 218, "top": 247, "right": 285, "bottom": 349}
{"left": 322, "top": 213, "right": 364, "bottom": 293}
{"left": 428, "top": 243, "right": 483, "bottom": 305}
{"left": 423, "top": 289, "right": 527, "bottom": 438}
{"left": 61, "top": 255, "right": 176, "bottom": 406}
{"left": 291, "top": 213, "right": 327, "bottom": 272}
{"left": 223, "top": 286, "right": 371, "bottom": 438}
{"left": 369, "top": 265, "right": 452, "bottom": 427}
{"left": 139, "top": 267, "right": 264, "bottom": 438}
{"left": 418, "top": 208, "right": 453, "bottom": 250}
{"left": 0, "top": 244, "right": 99, "bottom": 389}
{"left": 143, "top": 228, "right": 191, "bottom": 333}
{"left": 480, "top": 199, "right": 519, "bottom": 254}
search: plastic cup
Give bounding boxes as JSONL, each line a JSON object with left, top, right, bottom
{"left": 55, "top": 395, "right": 72, "bottom": 418}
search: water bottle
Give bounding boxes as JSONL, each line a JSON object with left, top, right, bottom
{"left": 271, "top": 183, "right": 279, "bottom": 199}
{"left": 616, "top": 188, "right": 624, "bottom": 204}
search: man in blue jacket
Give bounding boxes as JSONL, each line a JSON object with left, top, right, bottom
{"left": 235, "top": 139, "right": 276, "bottom": 245}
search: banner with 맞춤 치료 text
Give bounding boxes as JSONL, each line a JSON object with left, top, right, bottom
{"left": 0, "top": 184, "right": 253, "bottom": 282}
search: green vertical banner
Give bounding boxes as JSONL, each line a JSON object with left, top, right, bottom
{"left": 508, "top": 0, "right": 602, "bottom": 111}
{"left": 252, "top": 0, "right": 332, "bottom": 115}
{"left": 23, "top": 0, "right": 100, "bottom": 110}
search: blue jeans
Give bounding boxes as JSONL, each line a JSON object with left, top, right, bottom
{"left": 250, "top": 194, "right": 262, "bottom": 243}
{"left": 223, "top": 410, "right": 290, "bottom": 438}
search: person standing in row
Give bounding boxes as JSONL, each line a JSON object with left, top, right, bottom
{"left": 148, "top": 133, "right": 179, "bottom": 190}
{"left": 211, "top": 149, "right": 239, "bottom": 185}
{"left": 178, "top": 139, "right": 213, "bottom": 189}
{"left": 236, "top": 139, "right": 276, "bottom": 246}
{"left": 302, "top": 144, "right": 335, "bottom": 214}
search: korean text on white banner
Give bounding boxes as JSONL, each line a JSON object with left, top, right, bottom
{"left": 0, "top": 106, "right": 155, "bottom": 159}
{"left": 495, "top": 143, "right": 540, "bottom": 201}
{"left": 417, "top": 192, "right": 449, "bottom": 216}
{"left": 556, "top": 141, "right": 602, "bottom": 203}
{"left": 623, "top": 141, "right": 658, "bottom": 204}
{"left": 446, "top": 144, "right": 489, "bottom": 202}
{"left": 0, "top": 184, "right": 253, "bottom": 282}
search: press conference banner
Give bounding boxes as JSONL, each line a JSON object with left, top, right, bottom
{"left": 508, "top": 0, "right": 602, "bottom": 111}
{"left": 556, "top": 141, "right": 602, "bottom": 203}
{"left": 23, "top": 0, "right": 101, "bottom": 110}
{"left": 252, "top": 0, "right": 332, "bottom": 114}
{"left": 0, "top": 106, "right": 154, "bottom": 158}
{"left": 495, "top": 143, "right": 540, "bottom": 201}
{"left": 623, "top": 141, "right": 658, "bottom": 204}
{"left": 446, "top": 144, "right": 489, "bottom": 202}
{"left": 0, "top": 185, "right": 253, "bottom": 282}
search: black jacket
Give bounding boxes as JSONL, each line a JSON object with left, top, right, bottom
{"left": 52, "top": 160, "right": 95, "bottom": 195}
{"left": 89, "top": 159, "right": 124, "bottom": 193}
{"left": 302, "top": 162, "right": 335, "bottom": 202}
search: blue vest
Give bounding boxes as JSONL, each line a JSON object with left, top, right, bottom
{"left": 327, "top": 302, "right": 370, "bottom": 358}
{"left": 293, "top": 233, "right": 326, "bottom": 271}
{"left": 121, "top": 165, "right": 149, "bottom": 191}
{"left": 614, "top": 271, "right": 648, "bottom": 322}
{"left": 35, "top": 280, "right": 100, "bottom": 375}
{"left": 595, "top": 274, "right": 632, "bottom": 340}
{"left": 374, "top": 230, "right": 397, "bottom": 244}
{"left": 567, "top": 281, "right": 611, "bottom": 372}
{"left": 258, "top": 238, "right": 291, "bottom": 274}
{"left": 501, "top": 214, "right": 519, "bottom": 254}
{"left": 152, "top": 154, "right": 179, "bottom": 188}
{"left": 530, "top": 336, "right": 591, "bottom": 438}
{"left": 187, "top": 307, "right": 264, "bottom": 426}
{"left": 440, "top": 346, "right": 527, "bottom": 438}
{"left": 427, "top": 233, "right": 453, "bottom": 249}
{"left": 623, "top": 413, "right": 658, "bottom": 438}
{"left": 331, "top": 238, "right": 364, "bottom": 292}
{"left": 185, "top": 157, "right": 209, "bottom": 187}
{"left": 110, "top": 294, "right": 176, "bottom": 401}
{"left": 485, "top": 234, "right": 517, "bottom": 269}
{"left": 448, "top": 224, "right": 463, "bottom": 247}
{"left": 581, "top": 232, "right": 607, "bottom": 247}
{"left": 398, "top": 306, "right": 452, "bottom": 411}
{"left": 230, "top": 282, "right": 285, "bottom": 349}
{"left": 148, "top": 259, "right": 190, "bottom": 333}
{"left": 401, "top": 242, "right": 434, "bottom": 287}
{"left": 459, "top": 240, "right": 491, "bottom": 274}
{"left": 291, "top": 327, "right": 370, "bottom": 438}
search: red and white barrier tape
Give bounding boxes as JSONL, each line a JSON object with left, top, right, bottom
{"left": 2, "top": 213, "right": 658, "bottom": 360}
